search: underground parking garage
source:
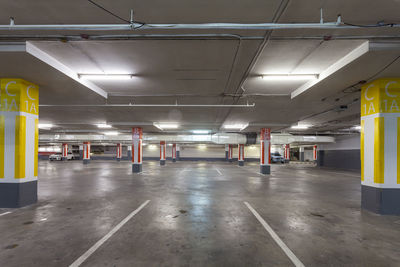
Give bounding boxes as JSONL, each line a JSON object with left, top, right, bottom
{"left": 1, "top": 0, "right": 400, "bottom": 266}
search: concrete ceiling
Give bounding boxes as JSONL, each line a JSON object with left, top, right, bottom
{"left": 1, "top": 0, "right": 400, "bottom": 136}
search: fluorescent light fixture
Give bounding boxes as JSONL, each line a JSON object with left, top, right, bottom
{"left": 261, "top": 74, "right": 318, "bottom": 81}
{"left": 103, "top": 131, "right": 119, "bottom": 136}
{"left": 39, "top": 123, "right": 53, "bottom": 129}
{"left": 198, "top": 144, "right": 207, "bottom": 149}
{"left": 291, "top": 125, "right": 310, "bottom": 130}
{"left": 223, "top": 123, "right": 248, "bottom": 131}
{"left": 79, "top": 74, "right": 134, "bottom": 80}
{"left": 153, "top": 123, "right": 179, "bottom": 130}
{"left": 192, "top": 130, "right": 210, "bottom": 134}
{"left": 96, "top": 123, "right": 112, "bottom": 128}
{"left": 353, "top": 125, "right": 361, "bottom": 130}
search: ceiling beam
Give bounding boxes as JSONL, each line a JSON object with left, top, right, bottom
{"left": 291, "top": 41, "right": 369, "bottom": 99}
{"left": 25, "top": 41, "right": 108, "bottom": 98}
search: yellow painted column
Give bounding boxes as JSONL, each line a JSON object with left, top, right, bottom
{"left": 361, "top": 78, "right": 400, "bottom": 214}
{"left": 0, "top": 78, "right": 39, "bottom": 208}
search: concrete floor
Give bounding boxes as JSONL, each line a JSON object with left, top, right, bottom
{"left": 1, "top": 160, "right": 400, "bottom": 267}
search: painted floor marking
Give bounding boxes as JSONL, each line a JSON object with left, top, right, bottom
{"left": 69, "top": 200, "right": 151, "bottom": 267}
{"left": 244, "top": 202, "right": 305, "bottom": 267}
{"left": 0, "top": 211, "right": 11, "bottom": 217}
{"left": 215, "top": 168, "right": 222, "bottom": 175}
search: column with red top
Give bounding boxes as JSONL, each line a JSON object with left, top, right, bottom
{"left": 284, "top": 144, "right": 290, "bottom": 163}
{"left": 238, "top": 144, "right": 245, "bottom": 166}
{"left": 62, "top": 143, "right": 68, "bottom": 161}
{"left": 172, "top": 143, "right": 177, "bottom": 162}
{"left": 228, "top": 144, "right": 233, "bottom": 163}
{"left": 260, "top": 128, "right": 271, "bottom": 174}
{"left": 313, "top": 145, "right": 318, "bottom": 163}
{"left": 132, "top": 127, "right": 143, "bottom": 173}
{"left": 116, "top": 143, "right": 122, "bottom": 162}
{"left": 83, "top": 142, "right": 90, "bottom": 164}
{"left": 160, "top": 141, "right": 166, "bottom": 165}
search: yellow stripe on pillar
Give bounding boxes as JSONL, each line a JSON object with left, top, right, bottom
{"left": 360, "top": 120, "right": 365, "bottom": 181}
{"left": 0, "top": 115, "right": 4, "bottom": 178}
{"left": 398, "top": 117, "right": 400, "bottom": 184}
{"left": 374, "top": 117, "right": 385, "bottom": 184}
{"left": 34, "top": 119, "right": 38, "bottom": 177}
{"left": 15, "top": 115, "right": 26, "bottom": 179}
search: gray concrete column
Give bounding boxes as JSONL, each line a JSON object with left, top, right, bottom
{"left": 260, "top": 128, "right": 271, "bottom": 174}
{"left": 83, "top": 142, "right": 90, "bottom": 164}
{"left": 160, "top": 141, "right": 166, "bottom": 166}
{"left": 299, "top": 146, "right": 304, "bottom": 162}
{"left": 132, "top": 128, "right": 143, "bottom": 173}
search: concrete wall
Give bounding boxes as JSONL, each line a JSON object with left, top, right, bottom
{"left": 318, "top": 135, "right": 360, "bottom": 171}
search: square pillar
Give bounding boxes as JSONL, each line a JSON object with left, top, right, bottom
{"left": 132, "top": 128, "right": 143, "bottom": 173}
{"left": 260, "top": 128, "right": 271, "bottom": 174}
{"left": 238, "top": 144, "right": 245, "bottom": 166}
{"left": 176, "top": 144, "right": 180, "bottom": 160}
{"left": 62, "top": 143, "right": 68, "bottom": 161}
{"left": 361, "top": 78, "right": 400, "bottom": 214}
{"left": 83, "top": 142, "right": 90, "bottom": 164}
{"left": 116, "top": 143, "right": 122, "bottom": 162}
{"left": 228, "top": 144, "right": 233, "bottom": 163}
{"left": 127, "top": 145, "right": 132, "bottom": 159}
{"left": 0, "top": 79, "right": 39, "bottom": 207}
{"left": 160, "top": 141, "right": 166, "bottom": 166}
{"left": 172, "top": 143, "right": 177, "bottom": 162}
{"left": 313, "top": 145, "right": 318, "bottom": 163}
{"left": 284, "top": 144, "right": 290, "bottom": 163}
{"left": 79, "top": 145, "right": 83, "bottom": 160}
{"left": 225, "top": 144, "right": 229, "bottom": 161}
{"left": 299, "top": 147, "right": 304, "bottom": 162}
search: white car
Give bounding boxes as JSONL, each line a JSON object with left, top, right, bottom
{"left": 49, "top": 152, "right": 74, "bottom": 161}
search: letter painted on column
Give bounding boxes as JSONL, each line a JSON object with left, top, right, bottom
{"left": 361, "top": 78, "right": 400, "bottom": 215}
{"left": 0, "top": 79, "right": 39, "bottom": 208}
{"left": 132, "top": 127, "right": 143, "bottom": 173}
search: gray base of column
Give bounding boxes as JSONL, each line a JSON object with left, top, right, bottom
{"left": 225, "top": 151, "right": 229, "bottom": 161}
{"left": 229, "top": 159, "right": 232, "bottom": 163}
{"left": 62, "top": 157, "right": 67, "bottom": 161}
{"left": 132, "top": 164, "right": 142, "bottom": 173}
{"left": 260, "top": 165, "right": 270, "bottom": 174}
{"left": 160, "top": 160, "right": 166, "bottom": 166}
{"left": 83, "top": 159, "right": 90, "bottom": 164}
{"left": 176, "top": 151, "right": 180, "bottom": 160}
{"left": 238, "top": 161, "right": 244, "bottom": 166}
{"left": 284, "top": 159, "right": 290, "bottom": 163}
{"left": 172, "top": 158, "right": 176, "bottom": 162}
{"left": 117, "top": 158, "right": 121, "bottom": 162}
{"left": 79, "top": 152, "right": 83, "bottom": 160}
{"left": 0, "top": 181, "right": 37, "bottom": 208}
{"left": 362, "top": 185, "right": 400, "bottom": 215}
{"left": 127, "top": 151, "right": 132, "bottom": 160}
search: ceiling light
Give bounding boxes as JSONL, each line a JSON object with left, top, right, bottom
{"left": 353, "top": 125, "right": 361, "bottom": 130}
{"left": 223, "top": 124, "right": 248, "bottom": 131}
{"left": 79, "top": 74, "right": 134, "bottom": 80}
{"left": 38, "top": 123, "right": 53, "bottom": 129}
{"left": 192, "top": 130, "right": 210, "bottom": 134}
{"left": 291, "top": 125, "right": 310, "bottom": 129}
{"left": 104, "top": 131, "right": 119, "bottom": 136}
{"left": 96, "top": 123, "right": 112, "bottom": 128}
{"left": 261, "top": 74, "right": 318, "bottom": 81}
{"left": 153, "top": 123, "right": 179, "bottom": 130}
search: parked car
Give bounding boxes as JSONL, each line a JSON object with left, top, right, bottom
{"left": 271, "top": 152, "right": 284, "bottom": 163}
{"left": 49, "top": 152, "right": 74, "bottom": 161}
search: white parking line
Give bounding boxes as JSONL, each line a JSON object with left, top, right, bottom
{"left": 215, "top": 168, "right": 222, "bottom": 175}
{"left": 0, "top": 211, "right": 11, "bottom": 217}
{"left": 69, "top": 200, "right": 150, "bottom": 267}
{"left": 244, "top": 202, "right": 305, "bottom": 267}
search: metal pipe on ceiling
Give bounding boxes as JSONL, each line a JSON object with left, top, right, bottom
{"left": 1, "top": 18, "right": 398, "bottom": 31}
{"left": 38, "top": 103, "right": 256, "bottom": 108}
